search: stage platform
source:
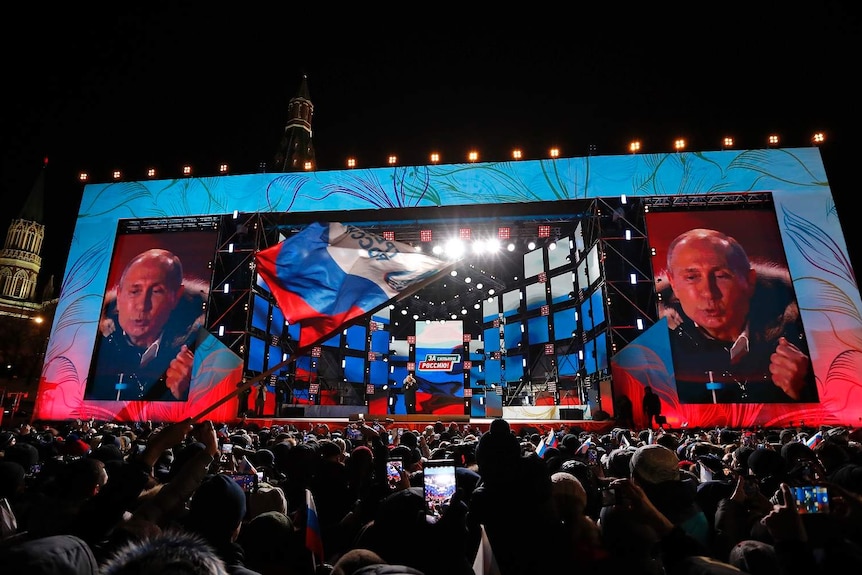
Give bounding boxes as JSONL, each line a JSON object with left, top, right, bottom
{"left": 241, "top": 411, "right": 617, "bottom": 435}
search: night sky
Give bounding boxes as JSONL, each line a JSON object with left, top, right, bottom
{"left": 2, "top": 4, "right": 858, "bottom": 287}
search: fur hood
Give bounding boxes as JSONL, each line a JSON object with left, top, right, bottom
{"left": 99, "top": 277, "right": 210, "bottom": 351}
{"left": 656, "top": 262, "right": 801, "bottom": 346}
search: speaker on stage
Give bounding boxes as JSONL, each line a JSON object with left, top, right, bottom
{"left": 560, "top": 408, "right": 584, "bottom": 420}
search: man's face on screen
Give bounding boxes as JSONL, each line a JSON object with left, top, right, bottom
{"left": 117, "top": 257, "right": 182, "bottom": 348}
{"left": 667, "top": 236, "right": 755, "bottom": 342}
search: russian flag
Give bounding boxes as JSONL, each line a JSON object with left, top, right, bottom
{"left": 256, "top": 222, "right": 455, "bottom": 352}
{"left": 305, "top": 488, "right": 325, "bottom": 567}
{"left": 805, "top": 431, "right": 822, "bottom": 449}
{"left": 535, "top": 430, "right": 558, "bottom": 458}
{"left": 473, "top": 523, "right": 502, "bottom": 575}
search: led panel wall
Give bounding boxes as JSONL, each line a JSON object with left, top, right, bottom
{"left": 550, "top": 272, "right": 574, "bottom": 304}
{"left": 586, "top": 244, "right": 601, "bottom": 286}
{"left": 527, "top": 315, "right": 549, "bottom": 345}
{"left": 548, "top": 239, "right": 571, "bottom": 270}
{"left": 251, "top": 293, "right": 270, "bottom": 332}
{"left": 553, "top": 306, "right": 577, "bottom": 341}
{"left": 345, "top": 325, "right": 367, "bottom": 349}
{"left": 505, "top": 354, "right": 524, "bottom": 383}
{"left": 502, "top": 289, "right": 520, "bottom": 317}
{"left": 483, "top": 296, "right": 499, "bottom": 323}
{"left": 525, "top": 282, "right": 546, "bottom": 311}
{"left": 504, "top": 320, "right": 522, "bottom": 350}
{"left": 524, "top": 247, "right": 544, "bottom": 278}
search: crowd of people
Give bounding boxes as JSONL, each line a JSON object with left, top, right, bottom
{"left": 1, "top": 415, "right": 861, "bottom": 574}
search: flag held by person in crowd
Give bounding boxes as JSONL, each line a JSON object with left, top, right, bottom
{"left": 255, "top": 222, "right": 456, "bottom": 352}
{"left": 805, "top": 431, "right": 822, "bottom": 449}
{"left": 535, "top": 430, "right": 558, "bottom": 458}
{"left": 236, "top": 455, "right": 257, "bottom": 476}
{"left": 473, "top": 523, "right": 502, "bottom": 575}
{"left": 305, "top": 488, "right": 325, "bottom": 567}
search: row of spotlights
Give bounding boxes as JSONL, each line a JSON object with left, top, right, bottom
{"left": 77, "top": 133, "right": 827, "bottom": 182}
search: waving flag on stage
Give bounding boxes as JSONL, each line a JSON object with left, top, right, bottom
{"left": 256, "top": 222, "right": 455, "bottom": 352}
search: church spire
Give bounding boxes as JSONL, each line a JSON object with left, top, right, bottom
{"left": 273, "top": 74, "right": 316, "bottom": 172}
{"left": 19, "top": 157, "right": 47, "bottom": 224}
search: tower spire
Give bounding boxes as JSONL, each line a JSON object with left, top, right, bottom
{"left": 0, "top": 159, "right": 47, "bottom": 302}
{"left": 274, "top": 74, "right": 316, "bottom": 172}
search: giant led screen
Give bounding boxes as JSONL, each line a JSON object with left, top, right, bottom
{"left": 32, "top": 148, "right": 862, "bottom": 427}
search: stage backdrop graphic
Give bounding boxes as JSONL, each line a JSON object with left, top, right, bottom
{"left": 32, "top": 148, "right": 862, "bottom": 427}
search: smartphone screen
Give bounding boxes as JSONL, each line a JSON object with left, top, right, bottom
{"left": 386, "top": 457, "right": 403, "bottom": 487}
{"left": 792, "top": 485, "right": 829, "bottom": 514}
{"left": 346, "top": 426, "right": 363, "bottom": 441}
{"left": 224, "top": 472, "right": 258, "bottom": 493}
{"left": 221, "top": 443, "right": 233, "bottom": 454}
{"left": 423, "top": 458, "right": 456, "bottom": 524}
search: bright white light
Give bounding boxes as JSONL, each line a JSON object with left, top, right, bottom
{"left": 630, "top": 273, "right": 637, "bottom": 285}
{"left": 527, "top": 241, "right": 537, "bottom": 250}
{"left": 474, "top": 238, "right": 501, "bottom": 254}
{"left": 218, "top": 325, "right": 225, "bottom": 336}
{"left": 223, "top": 283, "right": 230, "bottom": 294}
{"left": 445, "top": 239, "right": 466, "bottom": 259}
{"left": 432, "top": 245, "right": 443, "bottom": 255}
{"left": 450, "top": 270, "right": 458, "bottom": 276}
{"left": 625, "top": 229, "right": 632, "bottom": 240}
{"left": 464, "top": 277, "right": 472, "bottom": 283}
{"left": 507, "top": 243, "right": 516, "bottom": 252}
{"left": 401, "top": 309, "right": 408, "bottom": 315}
{"left": 548, "top": 242, "right": 557, "bottom": 250}
{"left": 636, "top": 318, "right": 644, "bottom": 330}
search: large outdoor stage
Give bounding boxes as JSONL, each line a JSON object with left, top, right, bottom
{"left": 32, "top": 147, "right": 862, "bottom": 430}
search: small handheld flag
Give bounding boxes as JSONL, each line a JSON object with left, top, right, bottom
{"left": 473, "top": 523, "right": 502, "bottom": 575}
{"left": 535, "top": 430, "right": 558, "bottom": 458}
{"left": 805, "top": 431, "right": 822, "bottom": 449}
{"left": 305, "top": 488, "right": 325, "bottom": 567}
